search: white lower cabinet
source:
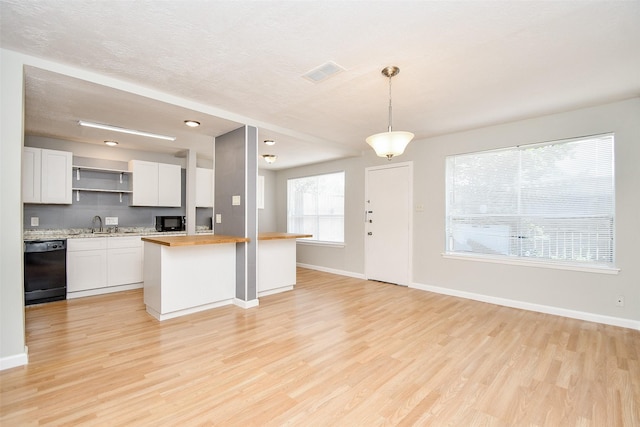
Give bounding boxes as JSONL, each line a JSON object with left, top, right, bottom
{"left": 67, "top": 248, "right": 108, "bottom": 292}
{"left": 107, "top": 237, "right": 143, "bottom": 287}
{"left": 67, "top": 236, "right": 143, "bottom": 297}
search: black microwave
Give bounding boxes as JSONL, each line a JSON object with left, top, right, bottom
{"left": 155, "top": 216, "right": 185, "bottom": 232}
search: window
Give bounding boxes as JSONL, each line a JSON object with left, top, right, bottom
{"left": 445, "top": 134, "right": 615, "bottom": 268}
{"left": 287, "top": 171, "right": 345, "bottom": 243}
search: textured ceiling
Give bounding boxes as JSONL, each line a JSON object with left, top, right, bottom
{"left": 1, "top": 0, "right": 639, "bottom": 169}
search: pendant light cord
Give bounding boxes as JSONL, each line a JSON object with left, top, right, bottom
{"left": 388, "top": 75, "right": 393, "bottom": 132}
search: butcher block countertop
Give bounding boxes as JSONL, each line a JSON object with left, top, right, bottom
{"left": 141, "top": 234, "right": 249, "bottom": 247}
{"left": 258, "top": 232, "right": 312, "bottom": 240}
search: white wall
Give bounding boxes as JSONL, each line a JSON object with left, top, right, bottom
{"left": 258, "top": 169, "right": 277, "bottom": 232}
{"left": 277, "top": 98, "right": 640, "bottom": 328}
{"left": 0, "top": 49, "right": 28, "bottom": 369}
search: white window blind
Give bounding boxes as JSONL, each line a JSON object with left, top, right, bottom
{"left": 287, "top": 171, "right": 345, "bottom": 243}
{"left": 445, "top": 134, "right": 615, "bottom": 267}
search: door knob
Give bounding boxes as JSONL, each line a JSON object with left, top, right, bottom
{"left": 367, "top": 232, "right": 373, "bottom": 236}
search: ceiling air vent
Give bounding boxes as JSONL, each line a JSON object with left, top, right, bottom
{"left": 302, "top": 61, "right": 345, "bottom": 83}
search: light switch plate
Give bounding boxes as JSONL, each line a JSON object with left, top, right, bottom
{"left": 232, "top": 195, "right": 241, "bottom": 206}
{"left": 105, "top": 216, "right": 118, "bottom": 225}
{"left": 216, "top": 214, "right": 222, "bottom": 224}
{"left": 31, "top": 217, "right": 39, "bottom": 227}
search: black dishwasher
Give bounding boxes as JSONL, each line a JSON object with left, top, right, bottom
{"left": 24, "top": 240, "right": 67, "bottom": 305}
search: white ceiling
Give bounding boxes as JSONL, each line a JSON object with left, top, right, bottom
{"left": 1, "top": 1, "right": 639, "bottom": 169}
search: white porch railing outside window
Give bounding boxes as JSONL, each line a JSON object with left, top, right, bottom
{"left": 445, "top": 134, "right": 615, "bottom": 268}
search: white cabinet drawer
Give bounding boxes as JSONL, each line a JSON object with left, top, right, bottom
{"left": 67, "top": 237, "right": 107, "bottom": 251}
{"left": 107, "top": 236, "right": 141, "bottom": 249}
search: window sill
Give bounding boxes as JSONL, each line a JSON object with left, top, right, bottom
{"left": 297, "top": 240, "right": 345, "bottom": 248}
{"left": 441, "top": 253, "right": 620, "bottom": 275}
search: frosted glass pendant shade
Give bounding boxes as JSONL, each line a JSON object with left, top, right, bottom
{"left": 262, "top": 154, "right": 277, "bottom": 164}
{"left": 366, "top": 131, "right": 414, "bottom": 160}
{"left": 366, "top": 66, "right": 414, "bottom": 160}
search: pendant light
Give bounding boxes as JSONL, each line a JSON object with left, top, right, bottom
{"left": 366, "top": 66, "right": 414, "bottom": 160}
{"left": 262, "top": 154, "right": 277, "bottom": 164}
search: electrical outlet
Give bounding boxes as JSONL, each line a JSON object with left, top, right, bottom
{"left": 105, "top": 216, "right": 118, "bottom": 226}
{"left": 232, "top": 195, "right": 241, "bottom": 206}
{"left": 616, "top": 295, "right": 624, "bottom": 307}
{"left": 30, "top": 217, "right": 39, "bottom": 227}
{"left": 216, "top": 214, "right": 222, "bottom": 224}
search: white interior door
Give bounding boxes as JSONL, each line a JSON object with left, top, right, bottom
{"left": 365, "top": 162, "right": 412, "bottom": 286}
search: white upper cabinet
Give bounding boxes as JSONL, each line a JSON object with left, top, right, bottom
{"left": 196, "top": 167, "right": 213, "bottom": 208}
{"left": 22, "top": 147, "right": 41, "bottom": 203}
{"left": 129, "top": 160, "right": 181, "bottom": 207}
{"left": 129, "top": 160, "right": 159, "bottom": 206}
{"left": 23, "top": 147, "right": 72, "bottom": 204}
{"left": 41, "top": 149, "right": 73, "bottom": 203}
{"left": 158, "top": 163, "right": 181, "bottom": 207}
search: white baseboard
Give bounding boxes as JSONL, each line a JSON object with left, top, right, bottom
{"left": 296, "top": 263, "right": 366, "bottom": 280}
{"left": 258, "top": 285, "right": 293, "bottom": 298}
{"left": 234, "top": 298, "right": 259, "bottom": 309}
{"left": 67, "top": 282, "right": 143, "bottom": 299}
{"left": 411, "top": 282, "right": 640, "bottom": 331}
{"left": 146, "top": 299, "right": 234, "bottom": 321}
{"left": 0, "top": 346, "right": 28, "bottom": 371}
{"left": 291, "top": 264, "right": 639, "bottom": 331}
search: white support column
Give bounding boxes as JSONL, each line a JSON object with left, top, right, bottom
{"left": 185, "top": 149, "right": 197, "bottom": 235}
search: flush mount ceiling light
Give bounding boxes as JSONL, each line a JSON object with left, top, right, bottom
{"left": 264, "top": 139, "right": 275, "bottom": 146}
{"left": 104, "top": 140, "right": 118, "bottom": 146}
{"left": 78, "top": 120, "right": 176, "bottom": 141}
{"left": 365, "top": 66, "right": 414, "bottom": 160}
{"left": 262, "top": 154, "right": 277, "bottom": 164}
{"left": 184, "top": 120, "right": 200, "bottom": 127}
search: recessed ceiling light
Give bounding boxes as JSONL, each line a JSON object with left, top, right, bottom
{"left": 78, "top": 120, "right": 176, "bottom": 141}
{"left": 184, "top": 120, "right": 200, "bottom": 127}
{"left": 264, "top": 139, "right": 275, "bottom": 146}
{"left": 104, "top": 140, "right": 118, "bottom": 146}
{"left": 262, "top": 154, "right": 277, "bottom": 164}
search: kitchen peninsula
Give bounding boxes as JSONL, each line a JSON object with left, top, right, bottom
{"left": 257, "top": 232, "right": 312, "bottom": 296}
{"left": 142, "top": 232, "right": 311, "bottom": 321}
{"left": 142, "top": 234, "right": 248, "bottom": 321}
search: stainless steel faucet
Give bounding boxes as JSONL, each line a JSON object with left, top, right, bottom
{"left": 92, "top": 215, "right": 103, "bottom": 233}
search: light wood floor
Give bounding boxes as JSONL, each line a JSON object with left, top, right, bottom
{"left": 2, "top": 268, "right": 639, "bottom": 426}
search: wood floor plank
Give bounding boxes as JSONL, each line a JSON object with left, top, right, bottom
{"left": 1, "top": 268, "right": 639, "bottom": 425}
